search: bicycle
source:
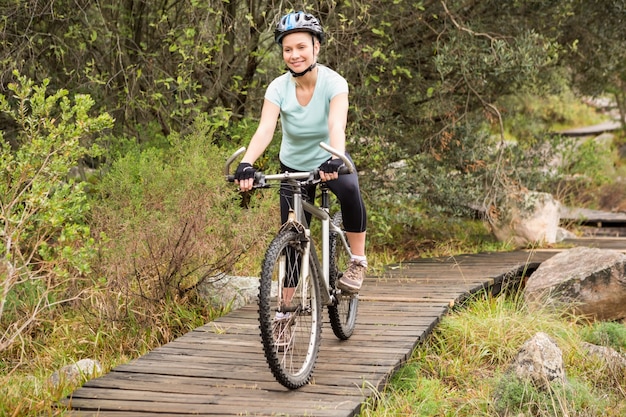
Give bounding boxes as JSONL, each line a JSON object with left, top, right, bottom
{"left": 225, "top": 142, "right": 359, "bottom": 389}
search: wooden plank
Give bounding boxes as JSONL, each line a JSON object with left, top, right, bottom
{"left": 359, "top": 296, "right": 455, "bottom": 307}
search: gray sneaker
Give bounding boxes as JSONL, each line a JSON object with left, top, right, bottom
{"left": 272, "top": 315, "right": 294, "bottom": 351}
{"left": 337, "top": 261, "right": 366, "bottom": 294}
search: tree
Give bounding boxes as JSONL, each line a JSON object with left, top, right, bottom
{"left": 1, "top": 0, "right": 622, "bottom": 221}
{"left": 0, "top": 0, "right": 280, "bottom": 140}
{"left": 326, "top": 0, "right": 567, "bottom": 217}
{"left": 559, "top": 0, "right": 626, "bottom": 127}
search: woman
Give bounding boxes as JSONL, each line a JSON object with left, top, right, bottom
{"left": 235, "top": 11, "right": 367, "bottom": 298}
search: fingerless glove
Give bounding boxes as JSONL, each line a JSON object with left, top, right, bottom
{"left": 234, "top": 162, "right": 257, "bottom": 181}
{"left": 318, "top": 158, "right": 344, "bottom": 174}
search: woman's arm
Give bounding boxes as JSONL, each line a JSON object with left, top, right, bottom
{"left": 242, "top": 99, "right": 280, "bottom": 165}
{"left": 320, "top": 92, "right": 349, "bottom": 182}
{"left": 238, "top": 99, "right": 280, "bottom": 191}
{"left": 327, "top": 92, "right": 348, "bottom": 155}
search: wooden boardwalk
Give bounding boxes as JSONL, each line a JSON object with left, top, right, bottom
{"left": 561, "top": 206, "right": 626, "bottom": 228}
{"left": 63, "top": 238, "right": 626, "bottom": 416}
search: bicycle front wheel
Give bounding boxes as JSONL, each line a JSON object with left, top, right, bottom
{"left": 328, "top": 212, "right": 359, "bottom": 339}
{"left": 258, "top": 229, "right": 322, "bottom": 389}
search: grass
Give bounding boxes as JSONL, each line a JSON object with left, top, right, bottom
{"left": 360, "top": 290, "right": 626, "bottom": 417}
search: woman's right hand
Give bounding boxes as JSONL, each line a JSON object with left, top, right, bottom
{"left": 234, "top": 162, "right": 257, "bottom": 191}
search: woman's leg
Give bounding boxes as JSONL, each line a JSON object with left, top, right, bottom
{"left": 277, "top": 162, "right": 317, "bottom": 306}
{"left": 346, "top": 231, "right": 366, "bottom": 257}
{"left": 326, "top": 156, "right": 368, "bottom": 293}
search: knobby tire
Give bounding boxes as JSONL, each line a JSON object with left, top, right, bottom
{"left": 328, "top": 212, "right": 359, "bottom": 339}
{"left": 258, "top": 229, "right": 322, "bottom": 389}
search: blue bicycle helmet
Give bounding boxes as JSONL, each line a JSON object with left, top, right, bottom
{"left": 274, "top": 11, "right": 325, "bottom": 45}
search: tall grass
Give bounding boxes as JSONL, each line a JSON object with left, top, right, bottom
{"left": 361, "top": 290, "right": 626, "bottom": 417}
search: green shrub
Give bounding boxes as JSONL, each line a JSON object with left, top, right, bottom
{"left": 88, "top": 115, "right": 278, "bottom": 333}
{"left": 362, "top": 290, "right": 626, "bottom": 416}
{"left": 0, "top": 73, "right": 113, "bottom": 356}
{"left": 493, "top": 373, "right": 606, "bottom": 417}
{"left": 580, "top": 321, "right": 626, "bottom": 352}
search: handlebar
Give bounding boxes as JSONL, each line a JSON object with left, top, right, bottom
{"left": 223, "top": 146, "right": 247, "bottom": 178}
{"left": 224, "top": 143, "right": 355, "bottom": 185}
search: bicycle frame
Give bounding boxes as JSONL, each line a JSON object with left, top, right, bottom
{"left": 282, "top": 179, "right": 352, "bottom": 307}
{"left": 224, "top": 142, "right": 354, "bottom": 308}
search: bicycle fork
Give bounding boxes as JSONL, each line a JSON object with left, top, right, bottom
{"left": 275, "top": 221, "right": 321, "bottom": 314}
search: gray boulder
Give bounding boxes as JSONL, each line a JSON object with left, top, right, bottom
{"left": 491, "top": 191, "right": 560, "bottom": 247}
{"left": 198, "top": 274, "right": 259, "bottom": 310}
{"left": 525, "top": 246, "right": 626, "bottom": 321}
{"left": 508, "top": 332, "right": 566, "bottom": 388}
{"left": 49, "top": 358, "right": 102, "bottom": 387}
{"left": 581, "top": 342, "right": 626, "bottom": 372}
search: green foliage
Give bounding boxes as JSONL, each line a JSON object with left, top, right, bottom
{"left": 500, "top": 92, "right": 609, "bottom": 141}
{"left": 362, "top": 292, "right": 625, "bottom": 417}
{"left": 580, "top": 321, "right": 626, "bottom": 352}
{"left": 0, "top": 73, "right": 113, "bottom": 355}
{"left": 496, "top": 92, "right": 615, "bottom": 203}
{"left": 88, "top": 115, "right": 278, "bottom": 331}
{"left": 409, "top": 123, "right": 492, "bottom": 217}
{"left": 493, "top": 374, "right": 604, "bottom": 417}
{"left": 0, "top": 0, "right": 276, "bottom": 139}
{"left": 0, "top": 293, "right": 222, "bottom": 416}
{"left": 1, "top": 0, "right": 623, "bottom": 222}
{"left": 364, "top": 372, "right": 448, "bottom": 417}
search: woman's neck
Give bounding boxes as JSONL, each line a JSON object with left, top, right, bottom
{"left": 295, "top": 66, "right": 318, "bottom": 89}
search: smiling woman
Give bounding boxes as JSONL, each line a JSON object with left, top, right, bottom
{"left": 282, "top": 33, "right": 319, "bottom": 106}
{"left": 233, "top": 10, "right": 369, "bottom": 340}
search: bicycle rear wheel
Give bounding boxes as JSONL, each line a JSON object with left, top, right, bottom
{"left": 258, "top": 229, "right": 322, "bottom": 389}
{"left": 328, "top": 212, "right": 359, "bottom": 339}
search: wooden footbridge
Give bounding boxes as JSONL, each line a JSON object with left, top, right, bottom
{"left": 63, "top": 235, "right": 626, "bottom": 416}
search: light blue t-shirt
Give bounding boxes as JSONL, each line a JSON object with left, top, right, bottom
{"left": 265, "top": 65, "right": 349, "bottom": 171}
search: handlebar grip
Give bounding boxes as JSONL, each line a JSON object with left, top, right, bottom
{"left": 227, "top": 171, "right": 265, "bottom": 186}
{"left": 338, "top": 166, "right": 352, "bottom": 175}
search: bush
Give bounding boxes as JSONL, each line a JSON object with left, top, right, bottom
{"left": 493, "top": 374, "right": 604, "bottom": 417}
{"left": 580, "top": 321, "right": 626, "bottom": 352}
{"left": 0, "top": 73, "right": 113, "bottom": 356}
{"left": 87, "top": 116, "right": 278, "bottom": 334}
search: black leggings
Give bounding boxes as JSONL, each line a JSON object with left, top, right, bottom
{"left": 279, "top": 157, "right": 367, "bottom": 233}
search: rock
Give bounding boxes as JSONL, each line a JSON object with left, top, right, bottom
{"left": 508, "top": 332, "right": 566, "bottom": 389}
{"left": 555, "top": 227, "right": 577, "bottom": 242}
{"left": 581, "top": 342, "right": 626, "bottom": 372}
{"left": 491, "top": 191, "right": 560, "bottom": 247}
{"left": 198, "top": 274, "right": 259, "bottom": 310}
{"left": 49, "top": 358, "right": 102, "bottom": 387}
{"left": 525, "top": 247, "right": 626, "bottom": 321}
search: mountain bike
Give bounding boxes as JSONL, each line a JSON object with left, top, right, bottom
{"left": 225, "top": 143, "right": 359, "bottom": 389}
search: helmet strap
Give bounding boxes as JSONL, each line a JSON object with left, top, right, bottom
{"left": 288, "top": 62, "right": 317, "bottom": 78}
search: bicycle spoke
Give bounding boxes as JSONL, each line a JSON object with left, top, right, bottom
{"left": 258, "top": 230, "right": 321, "bottom": 389}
